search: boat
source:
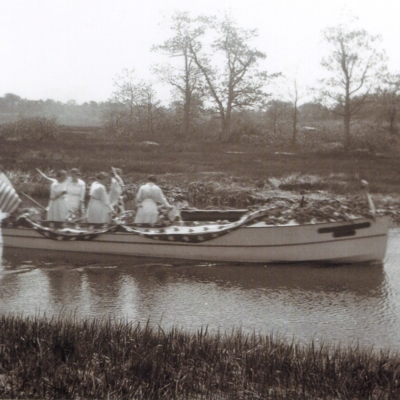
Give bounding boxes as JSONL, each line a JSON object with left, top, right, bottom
{"left": 1, "top": 208, "right": 390, "bottom": 264}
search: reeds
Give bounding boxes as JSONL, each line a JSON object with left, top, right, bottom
{"left": 6, "top": 168, "right": 400, "bottom": 222}
{"left": 1, "top": 314, "right": 399, "bottom": 399}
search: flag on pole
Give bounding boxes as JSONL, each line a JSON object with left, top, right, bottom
{"left": 0, "top": 172, "right": 22, "bottom": 214}
{"left": 0, "top": 171, "right": 13, "bottom": 187}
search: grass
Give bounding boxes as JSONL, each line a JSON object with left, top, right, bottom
{"left": 2, "top": 132, "right": 400, "bottom": 195}
{"left": 1, "top": 314, "right": 399, "bottom": 399}
{"left": 3, "top": 132, "right": 400, "bottom": 219}
{"left": 8, "top": 166, "right": 400, "bottom": 221}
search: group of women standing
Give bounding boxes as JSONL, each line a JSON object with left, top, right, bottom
{"left": 45, "top": 168, "right": 172, "bottom": 225}
{"left": 46, "top": 168, "right": 85, "bottom": 221}
{"left": 45, "top": 168, "right": 124, "bottom": 224}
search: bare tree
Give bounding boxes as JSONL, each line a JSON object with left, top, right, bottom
{"left": 152, "top": 11, "right": 204, "bottom": 139}
{"left": 283, "top": 77, "right": 305, "bottom": 147}
{"left": 319, "top": 22, "right": 387, "bottom": 149}
{"left": 186, "top": 13, "right": 276, "bottom": 142}
{"left": 103, "top": 69, "right": 160, "bottom": 139}
{"left": 134, "top": 81, "right": 160, "bottom": 137}
{"left": 265, "top": 100, "right": 292, "bottom": 138}
{"left": 111, "top": 69, "right": 137, "bottom": 128}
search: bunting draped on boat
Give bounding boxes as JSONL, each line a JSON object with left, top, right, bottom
{"left": 118, "top": 209, "right": 270, "bottom": 243}
{"left": 19, "top": 209, "right": 271, "bottom": 243}
{"left": 24, "top": 219, "right": 118, "bottom": 241}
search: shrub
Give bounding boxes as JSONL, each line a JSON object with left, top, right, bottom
{"left": 0, "top": 116, "right": 60, "bottom": 141}
{"left": 352, "top": 122, "right": 398, "bottom": 154}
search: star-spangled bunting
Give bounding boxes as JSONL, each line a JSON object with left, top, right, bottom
{"left": 16, "top": 209, "right": 270, "bottom": 243}
{"left": 25, "top": 219, "right": 118, "bottom": 241}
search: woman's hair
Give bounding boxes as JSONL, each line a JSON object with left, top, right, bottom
{"left": 70, "top": 168, "right": 80, "bottom": 175}
{"left": 96, "top": 172, "right": 109, "bottom": 180}
{"left": 148, "top": 175, "right": 157, "bottom": 183}
{"left": 56, "top": 170, "right": 67, "bottom": 178}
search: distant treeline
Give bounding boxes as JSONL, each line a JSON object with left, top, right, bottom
{"left": 0, "top": 91, "right": 398, "bottom": 154}
{"left": 0, "top": 92, "right": 334, "bottom": 141}
{"left": 0, "top": 93, "right": 104, "bottom": 126}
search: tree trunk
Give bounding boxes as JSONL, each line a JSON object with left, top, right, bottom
{"left": 389, "top": 108, "right": 396, "bottom": 135}
{"left": 344, "top": 83, "right": 351, "bottom": 150}
{"left": 183, "top": 94, "right": 191, "bottom": 138}
{"left": 220, "top": 86, "right": 234, "bottom": 142}
{"left": 219, "top": 110, "right": 233, "bottom": 142}
{"left": 344, "top": 112, "right": 351, "bottom": 150}
{"left": 183, "top": 49, "right": 191, "bottom": 139}
{"left": 292, "top": 100, "right": 298, "bottom": 147}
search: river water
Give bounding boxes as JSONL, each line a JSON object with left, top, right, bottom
{"left": 1, "top": 229, "right": 400, "bottom": 351}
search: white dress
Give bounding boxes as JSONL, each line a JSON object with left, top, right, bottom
{"left": 87, "top": 181, "right": 112, "bottom": 224}
{"left": 47, "top": 181, "right": 68, "bottom": 221}
{"left": 66, "top": 178, "right": 86, "bottom": 214}
{"left": 109, "top": 177, "right": 123, "bottom": 208}
{"left": 134, "top": 183, "right": 170, "bottom": 224}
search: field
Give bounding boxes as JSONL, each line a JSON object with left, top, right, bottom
{"left": 2, "top": 128, "right": 400, "bottom": 189}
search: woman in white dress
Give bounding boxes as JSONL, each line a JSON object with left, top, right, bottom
{"left": 109, "top": 167, "right": 125, "bottom": 213}
{"left": 66, "top": 168, "right": 86, "bottom": 217}
{"left": 46, "top": 170, "right": 69, "bottom": 221}
{"left": 134, "top": 176, "right": 171, "bottom": 224}
{"left": 86, "top": 172, "right": 113, "bottom": 224}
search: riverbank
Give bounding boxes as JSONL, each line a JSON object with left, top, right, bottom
{"left": 2, "top": 132, "right": 400, "bottom": 195}
{"left": 7, "top": 167, "right": 400, "bottom": 224}
{"left": 1, "top": 314, "right": 399, "bottom": 399}
{"left": 3, "top": 133, "right": 400, "bottom": 222}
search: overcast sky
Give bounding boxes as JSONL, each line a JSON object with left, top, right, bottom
{"left": 1, "top": 0, "right": 399, "bottom": 104}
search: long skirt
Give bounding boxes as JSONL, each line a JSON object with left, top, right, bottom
{"left": 67, "top": 194, "right": 82, "bottom": 214}
{"left": 47, "top": 198, "right": 69, "bottom": 221}
{"left": 87, "top": 198, "right": 110, "bottom": 224}
{"left": 134, "top": 199, "right": 158, "bottom": 224}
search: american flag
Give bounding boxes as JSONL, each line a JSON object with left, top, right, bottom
{"left": 0, "top": 172, "right": 22, "bottom": 214}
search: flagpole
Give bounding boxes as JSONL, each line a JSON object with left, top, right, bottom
{"left": 20, "top": 192, "right": 47, "bottom": 211}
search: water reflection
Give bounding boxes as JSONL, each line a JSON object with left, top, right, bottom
{"left": 1, "top": 229, "right": 400, "bottom": 351}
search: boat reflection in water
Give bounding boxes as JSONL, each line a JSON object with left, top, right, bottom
{"left": 1, "top": 229, "right": 400, "bottom": 351}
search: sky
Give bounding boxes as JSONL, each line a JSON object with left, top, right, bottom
{"left": 1, "top": 0, "right": 399, "bottom": 105}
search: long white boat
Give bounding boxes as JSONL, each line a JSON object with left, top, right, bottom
{"left": 1, "top": 209, "right": 390, "bottom": 264}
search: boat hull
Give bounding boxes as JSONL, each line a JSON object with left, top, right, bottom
{"left": 2, "top": 217, "right": 390, "bottom": 264}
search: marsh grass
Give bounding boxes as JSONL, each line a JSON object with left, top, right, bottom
{"left": 2, "top": 133, "right": 400, "bottom": 194}
{"left": 8, "top": 167, "right": 400, "bottom": 217}
{"left": 3, "top": 132, "right": 400, "bottom": 211}
{"left": 1, "top": 314, "right": 400, "bottom": 399}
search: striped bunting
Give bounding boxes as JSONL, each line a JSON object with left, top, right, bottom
{"left": 17, "top": 209, "right": 271, "bottom": 243}
{"left": 0, "top": 173, "right": 22, "bottom": 214}
{"left": 24, "top": 219, "right": 117, "bottom": 241}
{"left": 0, "top": 172, "right": 13, "bottom": 187}
{"left": 117, "top": 209, "right": 270, "bottom": 243}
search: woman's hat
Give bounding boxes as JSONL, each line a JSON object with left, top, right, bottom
{"left": 96, "top": 172, "right": 109, "bottom": 180}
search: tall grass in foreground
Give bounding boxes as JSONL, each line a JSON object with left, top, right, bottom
{"left": 1, "top": 315, "right": 400, "bottom": 399}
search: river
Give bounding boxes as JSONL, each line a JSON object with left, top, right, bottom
{"left": 1, "top": 229, "right": 400, "bottom": 351}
